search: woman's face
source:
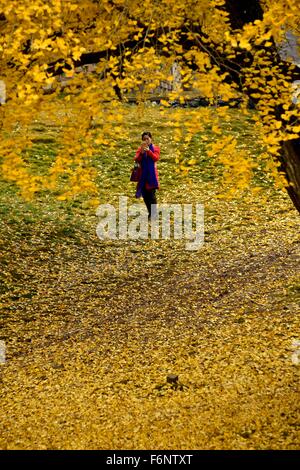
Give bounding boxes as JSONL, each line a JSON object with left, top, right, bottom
{"left": 142, "top": 135, "right": 152, "bottom": 146}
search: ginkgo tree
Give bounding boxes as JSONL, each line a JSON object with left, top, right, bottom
{"left": 0, "top": 0, "right": 300, "bottom": 212}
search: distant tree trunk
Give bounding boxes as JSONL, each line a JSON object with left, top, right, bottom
{"left": 280, "top": 140, "right": 300, "bottom": 211}
{"left": 225, "top": 0, "right": 300, "bottom": 214}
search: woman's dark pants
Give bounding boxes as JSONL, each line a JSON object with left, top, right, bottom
{"left": 141, "top": 187, "right": 157, "bottom": 219}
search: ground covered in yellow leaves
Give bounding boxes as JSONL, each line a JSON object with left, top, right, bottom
{"left": 0, "top": 106, "right": 299, "bottom": 449}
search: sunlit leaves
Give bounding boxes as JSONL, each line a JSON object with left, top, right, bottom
{"left": 0, "top": 0, "right": 299, "bottom": 202}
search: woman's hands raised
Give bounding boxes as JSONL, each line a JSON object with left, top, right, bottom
{"left": 141, "top": 141, "right": 149, "bottom": 151}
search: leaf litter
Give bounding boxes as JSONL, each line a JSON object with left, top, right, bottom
{"left": 0, "top": 109, "right": 299, "bottom": 450}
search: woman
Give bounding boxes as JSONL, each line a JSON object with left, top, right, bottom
{"left": 134, "top": 131, "right": 160, "bottom": 220}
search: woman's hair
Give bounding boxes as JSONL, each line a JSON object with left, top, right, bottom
{"left": 142, "top": 131, "right": 152, "bottom": 139}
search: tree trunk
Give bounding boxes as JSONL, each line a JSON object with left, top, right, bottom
{"left": 281, "top": 140, "right": 300, "bottom": 212}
